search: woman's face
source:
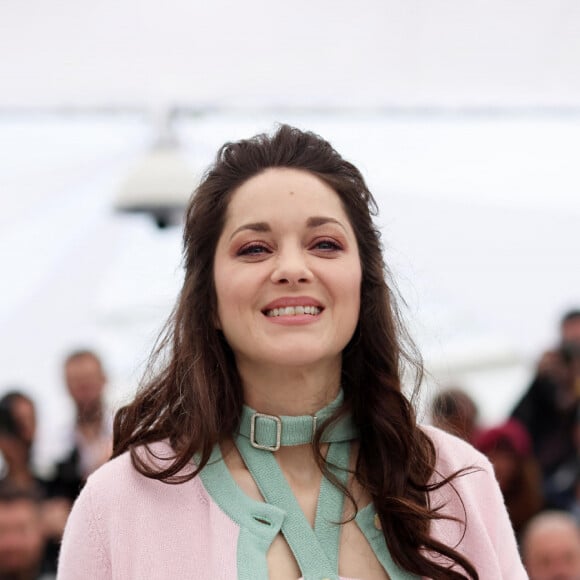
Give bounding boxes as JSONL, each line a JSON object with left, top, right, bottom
{"left": 213, "top": 168, "right": 362, "bottom": 373}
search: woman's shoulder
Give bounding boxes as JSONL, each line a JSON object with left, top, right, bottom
{"left": 83, "top": 440, "right": 201, "bottom": 503}
{"left": 419, "top": 424, "right": 503, "bottom": 517}
{"left": 59, "top": 442, "right": 221, "bottom": 579}
{"left": 419, "top": 424, "right": 492, "bottom": 474}
{"left": 88, "top": 439, "right": 171, "bottom": 478}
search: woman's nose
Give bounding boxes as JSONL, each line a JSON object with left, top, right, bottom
{"left": 270, "top": 248, "right": 313, "bottom": 285}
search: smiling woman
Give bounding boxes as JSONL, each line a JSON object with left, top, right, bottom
{"left": 56, "top": 125, "right": 526, "bottom": 579}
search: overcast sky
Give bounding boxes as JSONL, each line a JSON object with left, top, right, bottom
{"left": 2, "top": 0, "right": 580, "bottom": 109}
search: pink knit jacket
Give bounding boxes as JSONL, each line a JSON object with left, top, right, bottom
{"left": 57, "top": 425, "right": 527, "bottom": 579}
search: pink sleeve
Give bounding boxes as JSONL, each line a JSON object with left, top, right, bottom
{"left": 474, "top": 454, "right": 529, "bottom": 578}
{"left": 57, "top": 481, "right": 111, "bottom": 579}
{"left": 424, "top": 425, "right": 528, "bottom": 578}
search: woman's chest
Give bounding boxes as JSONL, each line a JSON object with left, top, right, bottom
{"left": 266, "top": 520, "right": 390, "bottom": 580}
{"left": 225, "top": 444, "right": 391, "bottom": 580}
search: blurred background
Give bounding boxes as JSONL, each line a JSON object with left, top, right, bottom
{"left": 1, "top": 0, "right": 579, "bottom": 471}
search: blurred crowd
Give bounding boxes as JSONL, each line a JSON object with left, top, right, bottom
{"left": 432, "top": 308, "right": 580, "bottom": 580}
{"left": 1, "top": 310, "right": 580, "bottom": 579}
{"left": 0, "top": 350, "right": 111, "bottom": 580}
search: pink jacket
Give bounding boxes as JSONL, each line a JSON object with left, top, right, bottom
{"left": 57, "top": 425, "right": 527, "bottom": 579}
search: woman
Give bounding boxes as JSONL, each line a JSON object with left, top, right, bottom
{"left": 58, "top": 125, "right": 525, "bottom": 579}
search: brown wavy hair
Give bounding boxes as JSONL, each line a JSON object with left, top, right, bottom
{"left": 113, "top": 124, "right": 477, "bottom": 579}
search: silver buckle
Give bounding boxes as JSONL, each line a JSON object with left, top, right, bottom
{"left": 250, "top": 413, "right": 282, "bottom": 451}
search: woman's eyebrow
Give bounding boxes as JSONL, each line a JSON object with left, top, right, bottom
{"left": 306, "top": 216, "right": 347, "bottom": 233}
{"left": 229, "top": 222, "right": 270, "bottom": 241}
{"left": 229, "top": 216, "right": 346, "bottom": 241}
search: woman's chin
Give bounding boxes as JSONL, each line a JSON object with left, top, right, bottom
{"left": 255, "top": 349, "right": 341, "bottom": 371}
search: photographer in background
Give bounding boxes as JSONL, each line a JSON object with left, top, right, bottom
{"left": 51, "top": 350, "right": 112, "bottom": 502}
{"left": 511, "top": 309, "right": 580, "bottom": 507}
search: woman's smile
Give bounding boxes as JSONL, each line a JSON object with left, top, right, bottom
{"left": 262, "top": 295, "right": 324, "bottom": 324}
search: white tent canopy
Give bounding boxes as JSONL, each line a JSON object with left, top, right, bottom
{"left": 2, "top": 0, "right": 580, "bottom": 109}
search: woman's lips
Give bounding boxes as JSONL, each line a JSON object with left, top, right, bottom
{"left": 261, "top": 297, "right": 324, "bottom": 322}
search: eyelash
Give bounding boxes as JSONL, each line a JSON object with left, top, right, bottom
{"left": 312, "top": 238, "right": 343, "bottom": 252}
{"left": 236, "top": 238, "right": 343, "bottom": 257}
{"left": 237, "top": 243, "right": 270, "bottom": 256}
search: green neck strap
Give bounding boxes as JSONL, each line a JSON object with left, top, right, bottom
{"left": 234, "top": 391, "right": 356, "bottom": 578}
{"left": 237, "top": 390, "right": 357, "bottom": 451}
{"left": 234, "top": 433, "right": 351, "bottom": 579}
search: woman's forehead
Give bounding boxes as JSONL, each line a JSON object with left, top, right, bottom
{"left": 223, "top": 168, "right": 350, "bottom": 228}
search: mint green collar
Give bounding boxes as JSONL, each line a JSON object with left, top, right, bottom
{"left": 237, "top": 391, "right": 357, "bottom": 451}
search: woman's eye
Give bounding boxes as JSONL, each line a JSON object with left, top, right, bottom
{"left": 313, "top": 239, "right": 342, "bottom": 252}
{"left": 237, "top": 243, "right": 270, "bottom": 256}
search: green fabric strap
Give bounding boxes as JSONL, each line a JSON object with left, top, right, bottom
{"left": 313, "top": 441, "right": 351, "bottom": 572}
{"left": 237, "top": 391, "right": 358, "bottom": 450}
{"left": 235, "top": 434, "right": 350, "bottom": 580}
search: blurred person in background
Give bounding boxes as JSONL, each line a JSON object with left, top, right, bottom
{"left": 512, "top": 310, "right": 580, "bottom": 507}
{"left": 0, "top": 392, "right": 69, "bottom": 576}
{"left": 569, "top": 469, "right": 580, "bottom": 526}
{"left": 0, "top": 482, "right": 51, "bottom": 580}
{"left": 430, "top": 387, "right": 479, "bottom": 443}
{"left": 52, "top": 350, "right": 112, "bottom": 502}
{"left": 1, "top": 393, "right": 36, "bottom": 454}
{"left": 0, "top": 392, "right": 37, "bottom": 490}
{"left": 522, "top": 510, "right": 580, "bottom": 580}
{"left": 474, "top": 419, "right": 544, "bottom": 540}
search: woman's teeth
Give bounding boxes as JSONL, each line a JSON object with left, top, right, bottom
{"left": 265, "top": 306, "right": 321, "bottom": 317}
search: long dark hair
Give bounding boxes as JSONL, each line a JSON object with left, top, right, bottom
{"left": 113, "top": 124, "right": 477, "bottom": 579}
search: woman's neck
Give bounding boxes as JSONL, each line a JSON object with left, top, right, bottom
{"left": 225, "top": 361, "right": 344, "bottom": 492}
{"left": 237, "top": 359, "right": 342, "bottom": 416}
